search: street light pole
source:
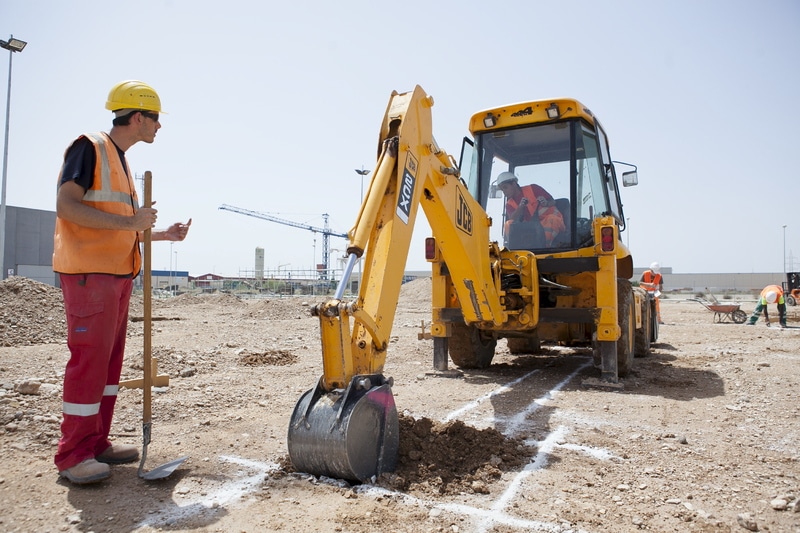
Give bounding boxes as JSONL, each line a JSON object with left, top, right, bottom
{"left": 626, "top": 217, "right": 630, "bottom": 248}
{"left": 355, "top": 167, "right": 371, "bottom": 203}
{"left": 0, "top": 35, "right": 27, "bottom": 280}
{"left": 354, "top": 168, "right": 371, "bottom": 293}
{"left": 783, "top": 225, "right": 787, "bottom": 277}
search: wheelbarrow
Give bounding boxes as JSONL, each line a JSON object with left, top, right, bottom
{"left": 690, "top": 289, "right": 747, "bottom": 324}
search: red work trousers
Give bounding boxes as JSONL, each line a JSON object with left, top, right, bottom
{"left": 54, "top": 273, "right": 132, "bottom": 472}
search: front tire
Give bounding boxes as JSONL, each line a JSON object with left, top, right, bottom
{"left": 449, "top": 323, "right": 497, "bottom": 369}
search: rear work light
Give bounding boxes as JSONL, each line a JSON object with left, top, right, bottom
{"left": 600, "top": 226, "right": 615, "bottom": 252}
{"left": 425, "top": 237, "right": 438, "bottom": 261}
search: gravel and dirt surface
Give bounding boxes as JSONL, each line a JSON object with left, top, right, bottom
{"left": 1, "top": 275, "right": 800, "bottom": 533}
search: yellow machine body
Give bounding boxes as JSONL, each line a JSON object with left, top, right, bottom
{"left": 288, "top": 86, "right": 657, "bottom": 482}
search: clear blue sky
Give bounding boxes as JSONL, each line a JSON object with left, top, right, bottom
{"left": 2, "top": 0, "right": 798, "bottom": 277}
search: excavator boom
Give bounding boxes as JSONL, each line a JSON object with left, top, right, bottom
{"left": 288, "top": 86, "right": 506, "bottom": 481}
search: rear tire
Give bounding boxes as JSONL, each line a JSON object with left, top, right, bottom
{"left": 449, "top": 322, "right": 497, "bottom": 369}
{"left": 617, "top": 279, "right": 635, "bottom": 377}
{"left": 649, "top": 298, "right": 659, "bottom": 343}
{"left": 634, "top": 292, "right": 651, "bottom": 357}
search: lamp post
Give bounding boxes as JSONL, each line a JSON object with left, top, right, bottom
{"left": 354, "top": 168, "right": 371, "bottom": 293}
{"left": 169, "top": 241, "right": 174, "bottom": 294}
{"left": 626, "top": 217, "right": 630, "bottom": 248}
{"left": 355, "top": 167, "right": 371, "bottom": 202}
{"left": 783, "top": 225, "right": 787, "bottom": 277}
{"left": 0, "top": 35, "right": 27, "bottom": 280}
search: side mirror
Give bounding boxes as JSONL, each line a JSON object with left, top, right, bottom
{"left": 490, "top": 184, "right": 502, "bottom": 198}
{"left": 622, "top": 170, "right": 638, "bottom": 187}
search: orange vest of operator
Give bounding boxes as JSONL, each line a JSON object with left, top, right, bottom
{"left": 640, "top": 270, "right": 662, "bottom": 292}
{"left": 504, "top": 186, "right": 566, "bottom": 244}
{"left": 53, "top": 132, "right": 142, "bottom": 276}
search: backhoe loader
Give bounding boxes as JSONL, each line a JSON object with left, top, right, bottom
{"left": 287, "top": 86, "right": 657, "bottom": 482}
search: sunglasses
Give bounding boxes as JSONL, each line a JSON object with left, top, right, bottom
{"left": 140, "top": 111, "right": 160, "bottom": 122}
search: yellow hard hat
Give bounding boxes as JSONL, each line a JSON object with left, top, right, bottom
{"left": 105, "top": 80, "right": 164, "bottom": 113}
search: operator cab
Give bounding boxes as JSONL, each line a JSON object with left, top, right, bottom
{"left": 460, "top": 99, "right": 635, "bottom": 252}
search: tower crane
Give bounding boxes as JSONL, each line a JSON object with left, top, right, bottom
{"left": 219, "top": 204, "right": 347, "bottom": 280}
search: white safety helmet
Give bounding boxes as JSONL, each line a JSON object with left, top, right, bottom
{"left": 496, "top": 172, "right": 519, "bottom": 187}
{"left": 650, "top": 262, "right": 661, "bottom": 273}
{"left": 765, "top": 291, "right": 778, "bottom": 304}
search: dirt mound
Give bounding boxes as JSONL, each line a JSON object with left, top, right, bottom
{"left": 378, "top": 415, "right": 533, "bottom": 496}
{"left": 398, "top": 277, "right": 432, "bottom": 308}
{"left": 244, "top": 298, "right": 317, "bottom": 320}
{"left": 238, "top": 349, "right": 297, "bottom": 366}
{"left": 156, "top": 292, "right": 246, "bottom": 310}
{"left": 0, "top": 277, "right": 65, "bottom": 346}
{"left": 278, "top": 414, "right": 533, "bottom": 497}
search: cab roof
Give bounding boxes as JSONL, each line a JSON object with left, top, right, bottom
{"left": 469, "top": 98, "right": 596, "bottom": 134}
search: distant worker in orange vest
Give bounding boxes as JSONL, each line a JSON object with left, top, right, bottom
{"left": 640, "top": 262, "right": 664, "bottom": 324}
{"left": 746, "top": 284, "right": 787, "bottom": 327}
{"left": 497, "top": 172, "right": 565, "bottom": 247}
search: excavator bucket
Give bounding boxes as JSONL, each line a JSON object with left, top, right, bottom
{"left": 287, "top": 374, "right": 399, "bottom": 482}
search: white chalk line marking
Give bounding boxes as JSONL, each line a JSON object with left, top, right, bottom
{"left": 364, "top": 358, "right": 601, "bottom": 532}
{"left": 442, "top": 367, "right": 543, "bottom": 423}
{"left": 134, "top": 455, "right": 278, "bottom": 529}
{"left": 139, "top": 357, "right": 608, "bottom": 532}
{"left": 371, "top": 358, "right": 602, "bottom": 532}
{"left": 472, "top": 361, "right": 596, "bottom": 532}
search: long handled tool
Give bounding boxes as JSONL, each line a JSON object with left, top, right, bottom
{"left": 138, "top": 170, "right": 189, "bottom": 480}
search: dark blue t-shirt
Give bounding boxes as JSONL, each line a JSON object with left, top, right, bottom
{"left": 59, "top": 135, "right": 128, "bottom": 190}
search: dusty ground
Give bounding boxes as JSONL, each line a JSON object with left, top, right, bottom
{"left": 1, "top": 276, "right": 800, "bottom": 533}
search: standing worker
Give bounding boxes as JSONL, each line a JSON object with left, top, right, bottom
{"left": 52, "top": 80, "right": 192, "bottom": 485}
{"left": 746, "top": 284, "right": 787, "bottom": 327}
{"left": 640, "top": 262, "right": 664, "bottom": 324}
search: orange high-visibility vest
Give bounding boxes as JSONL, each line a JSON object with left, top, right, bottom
{"left": 537, "top": 205, "right": 566, "bottom": 244}
{"left": 504, "top": 186, "right": 565, "bottom": 245}
{"left": 506, "top": 186, "right": 540, "bottom": 221}
{"left": 53, "top": 133, "right": 141, "bottom": 276}
{"left": 759, "top": 284, "right": 785, "bottom": 305}
{"left": 640, "top": 270, "right": 662, "bottom": 292}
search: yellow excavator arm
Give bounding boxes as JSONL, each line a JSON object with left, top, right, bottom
{"left": 316, "top": 87, "right": 504, "bottom": 390}
{"left": 289, "top": 86, "right": 506, "bottom": 482}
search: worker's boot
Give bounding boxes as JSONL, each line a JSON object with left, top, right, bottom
{"left": 96, "top": 443, "right": 139, "bottom": 464}
{"left": 59, "top": 458, "right": 111, "bottom": 485}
